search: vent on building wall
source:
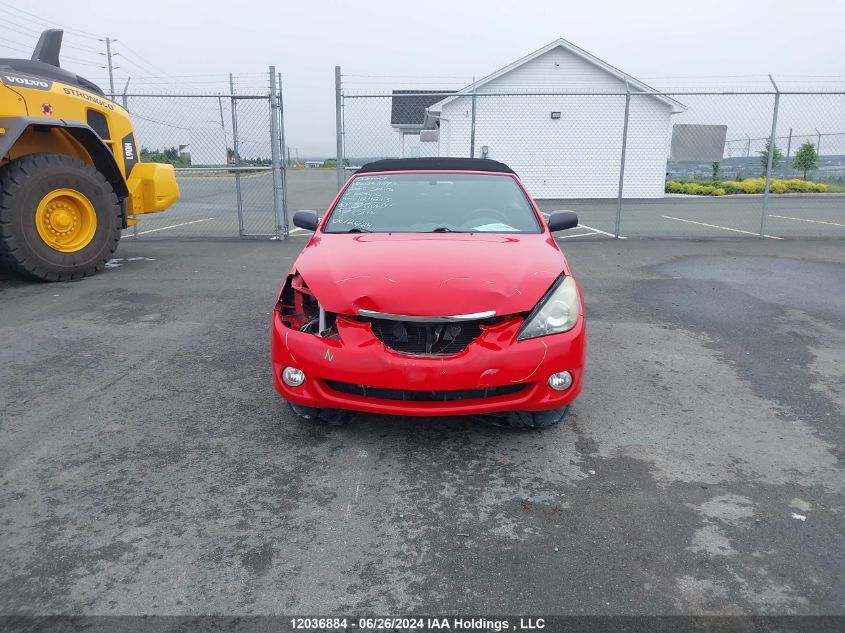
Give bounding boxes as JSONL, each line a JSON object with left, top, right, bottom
{"left": 550, "top": 112, "right": 561, "bottom": 120}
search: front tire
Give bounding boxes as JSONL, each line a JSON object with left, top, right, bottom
{"left": 0, "top": 153, "right": 122, "bottom": 281}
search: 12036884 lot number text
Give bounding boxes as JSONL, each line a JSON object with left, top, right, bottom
{"left": 290, "top": 618, "right": 349, "bottom": 629}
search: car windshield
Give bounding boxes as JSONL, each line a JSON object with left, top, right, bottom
{"left": 323, "top": 173, "right": 542, "bottom": 234}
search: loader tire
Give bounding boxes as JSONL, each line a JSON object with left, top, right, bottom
{"left": 0, "top": 153, "right": 122, "bottom": 282}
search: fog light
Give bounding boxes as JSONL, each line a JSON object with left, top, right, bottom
{"left": 548, "top": 370, "right": 573, "bottom": 391}
{"left": 282, "top": 366, "right": 305, "bottom": 387}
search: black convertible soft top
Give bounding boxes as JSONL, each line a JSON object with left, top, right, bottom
{"left": 356, "top": 157, "right": 516, "bottom": 175}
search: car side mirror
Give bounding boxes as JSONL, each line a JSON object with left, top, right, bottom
{"left": 293, "top": 210, "right": 319, "bottom": 231}
{"left": 547, "top": 210, "right": 579, "bottom": 232}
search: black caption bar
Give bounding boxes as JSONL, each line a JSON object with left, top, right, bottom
{"left": 1, "top": 616, "right": 843, "bottom": 633}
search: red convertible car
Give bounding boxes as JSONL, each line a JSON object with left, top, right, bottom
{"left": 271, "top": 158, "right": 586, "bottom": 428}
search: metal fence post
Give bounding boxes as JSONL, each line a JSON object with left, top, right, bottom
{"left": 469, "top": 76, "right": 477, "bottom": 158}
{"left": 335, "top": 66, "right": 344, "bottom": 192}
{"left": 760, "top": 75, "right": 780, "bottom": 239}
{"left": 614, "top": 81, "right": 631, "bottom": 239}
{"left": 229, "top": 74, "right": 245, "bottom": 237}
{"left": 269, "top": 66, "right": 285, "bottom": 239}
{"left": 278, "top": 72, "right": 288, "bottom": 237}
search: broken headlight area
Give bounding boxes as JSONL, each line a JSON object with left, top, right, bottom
{"left": 276, "top": 273, "right": 338, "bottom": 338}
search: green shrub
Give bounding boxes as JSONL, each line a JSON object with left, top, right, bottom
{"left": 724, "top": 178, "right": 766, "bottom": 193}
{"left": 664, "top": 180, "right": 725, "bottom": 196}
{"left": 780, "top": 178, "right": 827, "bottom": 192}
{"left": 675, "top": 177, "right": 829, "bottom": 195}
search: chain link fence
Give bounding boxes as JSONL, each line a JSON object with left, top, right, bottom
{"left": 337, "top": 71, "right": 845, "bottom": 240}
{"left": 114, "top": 68, "right": 289, "bottom": 240}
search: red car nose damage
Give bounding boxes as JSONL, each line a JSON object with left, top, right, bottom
{"left": 271, "top": 284, "right": 585, "bottom": 417}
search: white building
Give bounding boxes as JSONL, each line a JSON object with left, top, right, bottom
{"left": 393, "top": 39, "right": 684, "bottom": 199}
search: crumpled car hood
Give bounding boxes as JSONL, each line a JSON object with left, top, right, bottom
{"left": 292, "top": 233, "right": 567, "bottom": 317}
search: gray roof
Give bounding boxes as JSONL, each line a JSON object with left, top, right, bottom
{"left": 427, "top": 39, "right": 685, "bottom": 114}
{"left": 390, "top": 90, "right": 455, "bottom": 127}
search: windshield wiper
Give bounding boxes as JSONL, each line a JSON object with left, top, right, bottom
{"left": 345, "top": 227, "right": 372, "bottom": 233}
{"left": 431, "top": 227, "right": 467, "bottom": 233}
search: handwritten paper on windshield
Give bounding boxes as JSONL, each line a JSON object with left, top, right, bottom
{"left": 330, "top": 177, "right": 394, "bottom": 231}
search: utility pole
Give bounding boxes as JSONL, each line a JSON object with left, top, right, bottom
{"left": 217, "top": 93, "right": 227, "bottom": 165}
{"left": 218, "top": 95, "right": 226, "bottom": 134}
{"left": 785, "top": 127, "right": 793, "bottom": 177}
{"left": 104, "top": 37, "right": 116, "bottom": 95}
{"left": 121, "top": 77, "right": 130, "bottom": 109}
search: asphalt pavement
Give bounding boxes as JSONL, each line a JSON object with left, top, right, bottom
{"left": 1, "top": 237, "right": 843, "bottom": 615}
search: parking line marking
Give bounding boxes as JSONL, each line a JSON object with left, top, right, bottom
{"left": 577, "top": 223, "right": 626, "bottom": 239}
{"left": 124, "top": 217, "right": 215, "bottom": 237}
{"left": 556, "top": 232, "right": 603, "bottom": 240}
{"left": 769, "top": 214, "right": 845, "bottom": 227}
{"left": 661, "top": 215, "right": 784, "bottom": 239}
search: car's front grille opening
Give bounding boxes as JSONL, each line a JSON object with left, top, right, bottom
{"left": 325, "top": 380, "right": 527, "bottom": 402}
{"left": 363, "top": 317, "right": 493, "bottom": 355}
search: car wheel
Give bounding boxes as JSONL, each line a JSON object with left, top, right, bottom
{"left": 479, "top": 406, "right": 570, "bottom": 429}
{"left": 287, "top": 402, "right": 357, "bottom": 426}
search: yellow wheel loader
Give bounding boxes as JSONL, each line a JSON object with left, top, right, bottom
{"left": 0, "top": 29, "right": 179, "bottom": 281}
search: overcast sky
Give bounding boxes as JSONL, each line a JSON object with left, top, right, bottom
{"left": 3, "top": 0, "right": 843, "bottom": 155}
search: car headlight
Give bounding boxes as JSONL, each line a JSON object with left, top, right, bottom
{"left": 517, "top": 275, "right": 580, "bottom": 340}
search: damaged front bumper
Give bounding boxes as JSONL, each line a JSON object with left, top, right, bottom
{"left": 271, "top": 312, "right": 585, "bottom": 417}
